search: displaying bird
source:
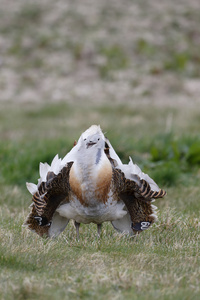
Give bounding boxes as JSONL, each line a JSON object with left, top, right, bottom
{"left": 24, "top": 125, "right": 166, "bottom": 239}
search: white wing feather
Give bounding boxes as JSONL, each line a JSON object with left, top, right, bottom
{"left": 105, "top": 138, "right": 122, "bottom": 166}
{"left": 39, "top": 162, "right": 50, "bottom": 181}
{"left": 26, "top": 182, "right": 38, "bottom": 195}
{"left": 117, "top": 157, "right": 159, "bottom": 192}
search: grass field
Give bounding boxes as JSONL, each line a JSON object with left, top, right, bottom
{"left": 0, "top": 0, "right": 200, "bottom": 299}
{"left": 0, "top": 102, "right": 200, "bottom": 300}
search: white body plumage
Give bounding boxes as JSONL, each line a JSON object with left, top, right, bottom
{"left": 25, "top": 125, "right": 162, "bottom": 238}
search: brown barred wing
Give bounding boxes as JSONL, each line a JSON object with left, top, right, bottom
{"left": 23, "top": 205, "right": 51, "bottom": 237}
{"left": 136, "top": 178, "right": 166, "bottom": 200}
{"left": 24, "top": 162, "right": 73, "bottom": 237}
{"left": 113, "top": 168, "right": 166, "bottom": 234}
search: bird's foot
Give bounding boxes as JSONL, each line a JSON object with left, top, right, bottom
{"left": 97, "top": 224, "right": 102, "bottom": 238}
{"left": 74, "top": 221, "right": 80, "bottom": 241}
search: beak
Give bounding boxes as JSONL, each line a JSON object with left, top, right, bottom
{"left": 86, "top": 142, "right": 97, "bottom": 148}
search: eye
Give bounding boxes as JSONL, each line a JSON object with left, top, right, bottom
{"left": 98, "top": 138, "right": 100, "bottom": 141}
{"left": 84, "top": 138, "right": 86, "bottom": 141}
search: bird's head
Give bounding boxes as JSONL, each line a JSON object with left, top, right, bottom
{"left": 79, "top": 125, "right": 105, "bottom": 151}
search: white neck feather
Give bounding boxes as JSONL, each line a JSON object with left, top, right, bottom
{"left": 74, "top": 147, "right": 106, "bottom": 179}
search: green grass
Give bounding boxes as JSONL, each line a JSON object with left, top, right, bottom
{"left": 0, "top": 102, "right": 200, "bottom": 300}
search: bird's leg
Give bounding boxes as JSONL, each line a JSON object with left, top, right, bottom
{"left": 97, "top": 224, "right": 102, "bottom": 238}
{"left": 74, "top": 221, "right": 80, "bottom": 240}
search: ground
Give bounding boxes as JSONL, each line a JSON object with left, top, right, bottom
{"left": 0, "top": 1, "right": 200, "bottom": 299}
